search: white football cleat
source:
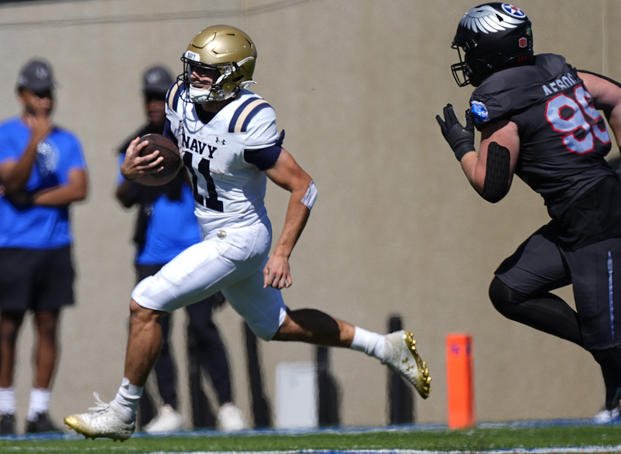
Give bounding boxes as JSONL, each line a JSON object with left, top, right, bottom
{"left": 144, "top": 404, "right": 184, "bottom": 433}
{"left": 383, "top": 330, "right": 431, "bottom": 399}
{"left": 216, "top": 403, "right": 246, "bottom": 432}
{"left": 64, "top": 393, "right": 135, "bottom": 441}
{"left": 593, "top": 406, "right": 621, "bottom": 424}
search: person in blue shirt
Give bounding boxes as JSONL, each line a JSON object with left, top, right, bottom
{"left": 0, "top": 58, "right": 88, "bottom": 434}
{"left": 114, "top": 65, "right": 245, "bottom": 433}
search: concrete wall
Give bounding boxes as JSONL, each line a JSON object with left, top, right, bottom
{"left": 0, "top": 0, "right": 618, "bottom": 428}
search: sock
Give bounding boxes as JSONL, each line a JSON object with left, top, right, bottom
{"left": 112, "top": 378, "right": 144, "bottom": 422}
{"left": 350, "top": 327, "right": 387, "bottom": 360}
{"left": 0, "top": 388, "right": 15, "bottom": 415}
{"left": 27, "top": 388, "right": 51, "bottom": 421}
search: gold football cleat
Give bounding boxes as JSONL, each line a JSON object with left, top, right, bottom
{"left": 384, "top": 330, "right": 431, "bottom": 399}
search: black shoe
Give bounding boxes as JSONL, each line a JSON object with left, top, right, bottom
{"left": 0, "top": 413, "right": 16, "bottom": 435}
{"left": 25, "top": 412, "right": 60, "bottom": 433}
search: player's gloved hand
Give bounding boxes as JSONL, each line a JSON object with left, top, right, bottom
{"left": 435, "top": 104, "right": 474, "bottom": 161}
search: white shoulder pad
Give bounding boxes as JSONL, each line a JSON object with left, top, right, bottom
{"left": 227, "top": 95, "right": 280, "bottom": 150}
{"left": 244, "top": 106, "right": 280, "bottom": 150}
{"left": 165, "top": 80, "right": 185, "bottom": 118}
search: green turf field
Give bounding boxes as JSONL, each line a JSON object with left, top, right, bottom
{"left": 1, "top": 424, "right": 621, "bottom": 453}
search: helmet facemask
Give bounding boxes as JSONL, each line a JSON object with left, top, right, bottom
{"left": 451, "top": 41, "right": 498, "bottom": 88}
{"left": 450, "top": 44, "right": 473, "bottom": 87}
{"left": 182, "top": 52, "right": 256, "bottom": 103}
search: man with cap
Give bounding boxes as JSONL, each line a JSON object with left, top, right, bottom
{"left": 0, "top": 58, "right": 88, "bottom": 434}
{"left": 115, "top": 65, "right": 246, "bottom": 433}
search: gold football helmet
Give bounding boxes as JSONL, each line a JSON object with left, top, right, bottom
{"left": 181, "top": 24, "right": 257, "bottom": 103}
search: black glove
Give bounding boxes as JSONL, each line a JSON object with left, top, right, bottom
{"left": 435, "top": 103, "right": 474, "bottom": 161}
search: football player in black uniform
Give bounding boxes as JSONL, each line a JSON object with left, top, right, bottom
{"left": 436, "top": 2, "right": 621, "bottom": 422}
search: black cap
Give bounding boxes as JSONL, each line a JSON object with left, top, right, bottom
{"left": 142, "top": 65, "right": 173, "bottom": 96}
{"left": 17, "top": 58, "right": 55, "bottom": 92}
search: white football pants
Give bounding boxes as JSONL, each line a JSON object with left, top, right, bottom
{"left": 132, "top": 220, "right": 287, "bottom": 340}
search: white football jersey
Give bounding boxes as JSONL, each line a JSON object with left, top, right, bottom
{"left": 166, "top": 83, "right": 281, "bottom": 232}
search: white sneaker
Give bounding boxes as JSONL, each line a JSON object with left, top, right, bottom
{"left": 383, "top": 330, "right": 431, "bottom": 399}
{"left": 593, "top": 406, "right": 621, "bottom": 424}
{"left": 64, "top": 393, "right": 135, "bottom": 440}
{"left": 144, "top": 404, "right": 184, "bottom": 433}
{"left": 216, "top": 403, "right": 246, "bottom": 432}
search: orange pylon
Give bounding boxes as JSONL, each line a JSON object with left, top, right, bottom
{"left": 446, "top": 333, "right": 475, "bottom": 429}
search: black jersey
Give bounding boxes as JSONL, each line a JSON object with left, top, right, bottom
{"left": 470, "top": 53, "right": 615, "bottom": 220}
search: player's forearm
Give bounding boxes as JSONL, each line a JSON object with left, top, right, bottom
{"left": 273, "top": 194, "right": 310, "bottom": 259}
{"left": 459, "top": 151, "right": 485, "bottom": 193}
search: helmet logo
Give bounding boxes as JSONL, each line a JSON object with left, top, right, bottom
{"left": 184, "top": 50, "right": 200, "bottom": 62}
{"left": 460, "top": 4, "right": 526, "bottom": 34}
{"left": 501, "top": 3, "right": 526, "bottom": 19}
{"left": 518, "top": 37, "right": 528, "bottom": 48}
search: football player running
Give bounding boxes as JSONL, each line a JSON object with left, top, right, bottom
{"left": 64, "top": 25, "right": 431, "bottom": 440}
{"left": 436, "top": 2, "right": 621, "bottom": 423}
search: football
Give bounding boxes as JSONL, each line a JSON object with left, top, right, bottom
{"left": 135, "top": 133, "right": 182, "bottom": 186}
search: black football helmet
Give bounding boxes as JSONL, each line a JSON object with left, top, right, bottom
{"left": 451, "top": 2, "right": 534, "bottom": 87}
